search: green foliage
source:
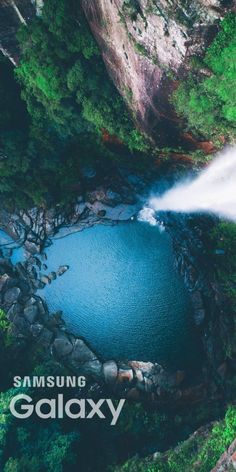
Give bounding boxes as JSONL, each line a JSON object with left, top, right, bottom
{"left": 0, "top": 310, "right": 13, "bottom": 348}
{"left": 0, "top": 370, "right": 79, "bottom": 472}
{"left": 0, "top": 53, "right": 122, "bottom": 208}
{"left": 0, "top": 310, "right": 9, "bottom": 332}
{"left": 207, "top": 221, "right": 236, "bottom": 359}
{"left": 134, "top": 42, "right": 148, "bottom": 56}
{"left": 0, "top": 0, "right": 149, "bottom": 208}
{"left": 3, "top": 425, "right": 79, "bottom": 472}
{"left": 173, "top": 13, "right": 236, "bottom": 141}
{"left": 211, "top": 222, "right": 236, "bottom": 283}
{"left": 112, "top": 405, "right": 236, "bottom": 472}
{"left": 122, "top": 0, "right": 142, "bottom": 21}
{"left": 16, "top": 0, "right": 147, "bottom": 151}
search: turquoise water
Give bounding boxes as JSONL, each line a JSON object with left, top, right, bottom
{"left": 0, "top": 230, "right": 24, "bottom": 263}
{"left": 41, "top": 222, "right": 200, "bottom": 368}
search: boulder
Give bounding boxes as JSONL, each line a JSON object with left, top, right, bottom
{"left": 80, "top": 360, "right": 102, "bottom": 378}
{"left": 37, "top": 327, "right": 53, "bottom": 349}
{"left": 40, "top": 275, "right": 51, "bottom": 285}
{"left": 30, "top": 323, "right": 43, "bottom": 338}
{"left": 133, "top": 368, "right": 144, "bottom": 384}
{"left": 7, "top": 302, "right": 21, "bottom": 322}
{"left": 0, "top": 274, "right": 10, "bottom": 292}
{"left": 25, "top": 296, "right": 37, "bottom": 307}
{"left": 128, "top": 361, "right": 154, "bottom": 374}
{"left": 143, "top": 376, "right": 153, "bottom": 393}
{"left": 117, "top": 368, "right": 134, "bottom": 384}
{"left": 57, "top": 265, "right": 69, "bottom": 277}
{"left": 31, "top": 279, "right": 45, "bottom": 290}
{"left": 48, "top": 272, "right": 57, "bottom": 282}
{"left": 12, "top": 315, "right": 29, "bottom": 334}
{"left": 4, "top": 287, "right": 21, "bottom": 304}
{"left": 24, "top": 305, "right": 38, "bottom": 324}
{"left": 103, "top": 360, "right": 118, "bottom": 384}
{"left": 53, "top": 336, "right": 73, "bottom": 357}
{"left": 25, "top": 240, "right": 40, "bottom": 254}
{"left": 194, "top": 309, "right": 205, "bottom": 326}
{"left": 71, "top": 339, "right": 97, "bottom": 363}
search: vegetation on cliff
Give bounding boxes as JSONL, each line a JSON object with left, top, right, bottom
{"left": 173, "top": 13, "right": 236, "bottom": 142}
{"left": 112, "top": 405, "right": 236, "bottom": 472}
{"left": 16, "top": 0, "right": 147, "bottom": 152}
{"left": 0, "top": 0, "right": 148, "bottom": 209}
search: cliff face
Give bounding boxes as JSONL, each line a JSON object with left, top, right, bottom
{"left": 0, "top": 0, "right": 234, "bottom": 143}
{"left": 0, "top": 0, "right": 40, "bottom": 65}
{"left": 81, "top": 0, "right": 234, "bottom": 144}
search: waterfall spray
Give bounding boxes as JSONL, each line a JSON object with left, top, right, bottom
{"left": 139, "top": 147, "right": 236, "bottom": 223}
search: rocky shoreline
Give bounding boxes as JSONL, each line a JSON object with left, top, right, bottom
{"left": 0, "top": 168, "right": 235, "bottom": 405}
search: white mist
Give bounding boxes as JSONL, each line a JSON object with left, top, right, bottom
{"left": 145, "top": 147, "right": 236, "bottom": 222}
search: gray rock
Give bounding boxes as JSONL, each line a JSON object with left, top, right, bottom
{"left": 15, "top": 262, "right": 28, "bottom": 280}
{"left": 24, "top": 305, "right": 38, "bottom": 324}
{"left": 71, "top": 339, "right": 97, "bottom": 363}
{"left": 57, "top": 265, "right": 69, "bottom": 277}
{"left": 53, "top": 336, "right": 73, "bottom": 357}
{"left": 0, "top": 274, "right": 10, "bottom": 292}
{"left": 36, "top": 299, "right": 49, "bottom": 322}
{"left": 12, "top": 315, "right": 29, "bottom": 334}
{"left": 103, "top": 360, "right": 118, "bottom": 384}
{"left": 48, "top": 272, "right": 57, "bottom": 282}
{"left": 143, "top": 377, "right": 153, "bottom": 393}
{"left": 80, "top": 360, "right": 102, "bottom": 378}
{"left": 30, "top": 323, "right": 43, "bottom": 337}
{"left": 74, "top": 202, "right": 86, "bottom": 216}
{"left": 40, "top": 275, "right": 51, "bottom": 285}
{"left": 194, "top": 309, "right": 205, "bottom": 326}
{"left": 38, "top": 327, "right": 53, "bottom": 348}
{"left": 117, "top": 368, "right": 134, "bottom": 383}
{"left": 7, "top": 303, "right": 21, "bottom": 322}
{"left": 4, "top": 287, "right": 21, "bottom": 304}
{"left": 31, "top": 279, "right": 45, "bottom": 290}
{"left": 25, "top": 241, "right": 40, "bottom": 254}
{"left": 25, "top": 297, "right": 38, "bottom": 308}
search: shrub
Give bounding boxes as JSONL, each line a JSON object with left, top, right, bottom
{"left": 173, "top": 13, "right": 236, "bottom": 141}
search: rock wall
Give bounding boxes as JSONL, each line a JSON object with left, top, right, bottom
{"left": 211, "top": 438, "right": 236, "bottom": 471}
{"left": 164, "top": 213, "right": 236, "bottom": 377}
{"left": 81, "top": 0, "right": 234, "bottom": 144}
{"left": 0, "top": 0, "right": 234, "bottom": 141}
{"left": 0, "top": 0, "right": 37, "bottom": 65}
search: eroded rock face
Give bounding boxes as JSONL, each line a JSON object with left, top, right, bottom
{"left": 0, "top": 0, "right": 36, "bottom": 64}
{"left": 81, "top": 0, "right": 234, "bottom": 144}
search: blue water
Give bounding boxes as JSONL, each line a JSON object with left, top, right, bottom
{"left": 41, "top": 222, "right": 200, "bottom": 368}
{"left": 0, "top": 230, "right": 24, "bottom": 263}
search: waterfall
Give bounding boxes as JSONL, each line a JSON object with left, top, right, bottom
{"left": 139, "top": 147, "right": 236, "bottom": 222}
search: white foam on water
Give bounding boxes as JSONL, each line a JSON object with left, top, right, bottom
{"left": 140, "top": 147, "right": 236, "bottom": 222}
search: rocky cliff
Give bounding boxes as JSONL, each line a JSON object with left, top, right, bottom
{"left": 81, "top": 0, "right": 235, "bottom": 145}
{"left": 0, "top": 0, "right": 41, "bottom": 64}
{"left": 1, "top": 0, "right": 235, "bottom": 142}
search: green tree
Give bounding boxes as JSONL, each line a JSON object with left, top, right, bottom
{"left": 173, "top": 13, "right": 236, "bottom": 141}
